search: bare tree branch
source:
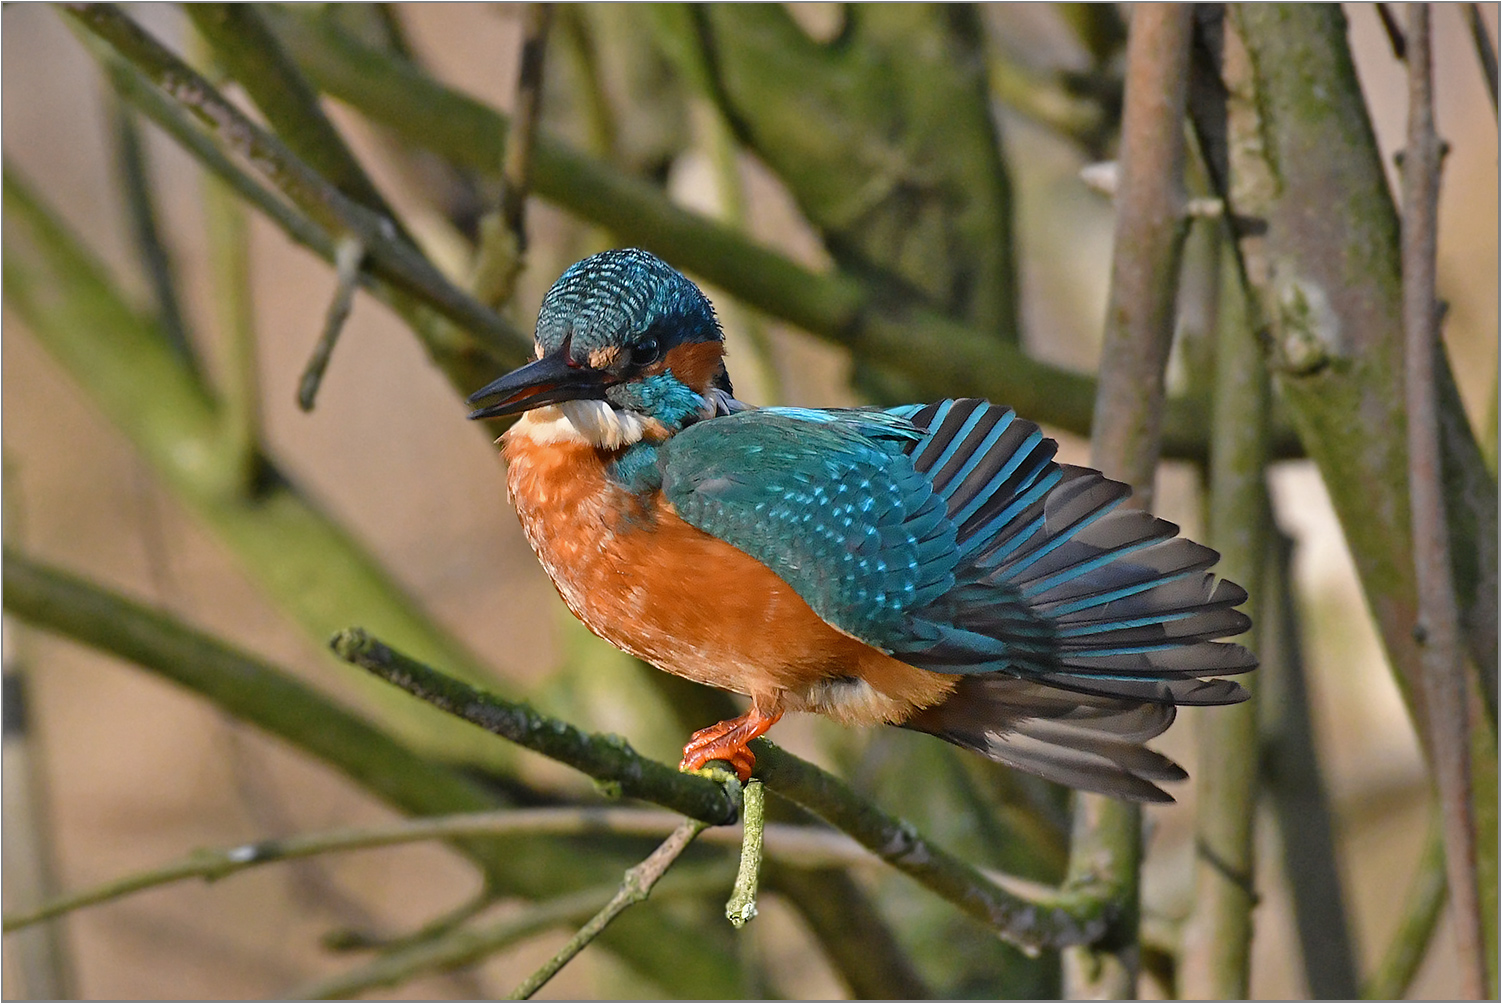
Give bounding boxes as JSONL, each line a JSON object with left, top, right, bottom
{"left": 1401, "top": 8, "right": 1487, "bottom": 996}
{"left": 1067, "top": 4, "right": 1195, "bottom": 996}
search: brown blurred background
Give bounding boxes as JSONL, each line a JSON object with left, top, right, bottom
{"left": 2, "top": 4, "right": 1496, "bottom": 998}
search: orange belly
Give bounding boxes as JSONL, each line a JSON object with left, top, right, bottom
{"left": 502, "top": 417, "right": 958, "bottom": 725}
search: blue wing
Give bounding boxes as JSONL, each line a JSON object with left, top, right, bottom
{"left": 660, "top": 400, "right": 1254, "bottom": 701}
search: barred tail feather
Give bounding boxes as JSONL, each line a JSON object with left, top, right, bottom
{"left": 904, "top": 677, "right": 1189, "bottom": 802}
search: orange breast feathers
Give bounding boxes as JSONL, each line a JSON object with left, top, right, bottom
{"left": 501, "top": 414, "right": 958, "bottom": 726}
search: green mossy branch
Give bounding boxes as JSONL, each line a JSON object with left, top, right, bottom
{"left": 330, "top": 628, "right": 740, "bottom": 826}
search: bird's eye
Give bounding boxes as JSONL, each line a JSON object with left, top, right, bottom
{"left": 629, "top": 338, "right": 661, "bottom": 367}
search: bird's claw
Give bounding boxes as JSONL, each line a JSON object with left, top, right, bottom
{"left": 678, "top": 709, "right": 782, "bottom": 783}
{"left": 679, "top": 743, "right": 757, "bottom": 782}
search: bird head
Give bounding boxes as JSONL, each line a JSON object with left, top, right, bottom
{"left": 467, "top": 250, "right": 733, "bottom": 446}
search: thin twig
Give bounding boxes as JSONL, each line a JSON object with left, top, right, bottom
{"left": 1363, "top": 813, "right": 1448, "bottom": 999}
{"left": 471, "top": 3, "right": 554, "bottom": 309}
{"left": 3, "top": 805, "right": 875, "bottom": 934}
{"left": 298, "top": 237, "right": 365, "bottom": 411}
{"left": 1, "top": 645, "right": 76, "bottom": 998}
{"left": 1401, "top": 9, "right": 1487, "bottom": 997}
{"left": 1465, "top": 4, "right": 1498, "bottom": 114}
{"left": 296, "top": 861, "right": 731, "bottom": 1000}
{"left": 322, "top": 887, "right": 495, "bottom": 954}
{"left": 298, "top": 886, "right": 608, "bottom": 1000}
{"left": 501, "top": 3, "right": 553, "bottom": 239}
{"left": 725, "top": 779, "right": 764, "bottom": 927}
{"left": 88, "top": 43, "right": 509, "bottom": 400}
{"left": 1067, "top": 4, "right": 1196, "bottom": 996}
{"left": 508, "top": 818, "right": 709, "bottom": 1000}
{"left": 1377, "top": 3, "right": 1407, "bottom": 61}
{"left": 107, "top": 92, "right": 198, "bottom": 377}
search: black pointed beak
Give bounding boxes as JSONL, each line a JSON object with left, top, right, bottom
{"left": 467, "top": 347, "right": 609, "bottom": 420}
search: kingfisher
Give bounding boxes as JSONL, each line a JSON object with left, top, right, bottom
{"left": 469, "top": 249, "right": 1254, "bottom": 802}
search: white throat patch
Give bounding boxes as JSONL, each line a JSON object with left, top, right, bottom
{"left": 507, "top": 390, "right": 740, "bottom": 450}
{"left": 510, "top": 400, "right": 653, "bottom": 450}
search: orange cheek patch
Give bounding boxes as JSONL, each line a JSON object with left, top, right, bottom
{"left": 663, "top": 341, "right": 726, "bottom": 393}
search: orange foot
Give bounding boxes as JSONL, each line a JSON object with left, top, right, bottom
{"left": 679, "top": 707, "right": 783, "bottom": 782}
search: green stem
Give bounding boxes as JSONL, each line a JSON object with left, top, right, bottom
{"left": 1363, "top": 814, "right": 1448, "bottom": 999}
{"left": 1180, "top": 191, "right": 1270, "bottom": 999}
{"left": 199, "top": 146, "right": 262, "bottom": 492}
{"left": 724, "top": 779, "right": 764, "bottom": 927}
